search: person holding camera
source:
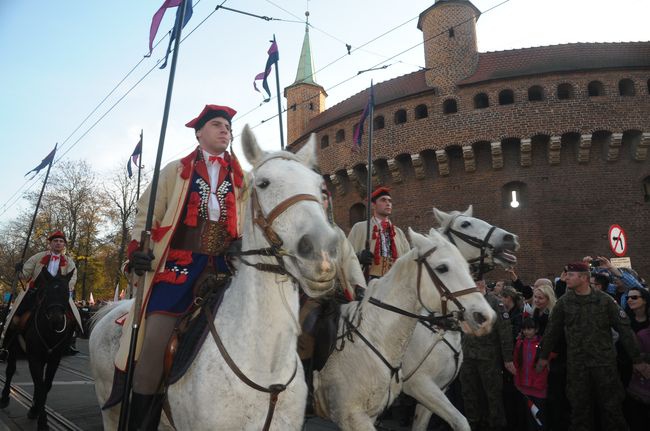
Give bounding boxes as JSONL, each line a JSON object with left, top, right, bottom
{"left": 537, "top": 261, "right": 650, "bottom": 431}
{"left": 585, "top": 256, "right": 644, "bottom": 306}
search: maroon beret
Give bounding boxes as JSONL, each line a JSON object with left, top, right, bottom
{"left": 566, "top": 261, "right": 589, "bottom": 272}
{"left": 185, "top": 104, "right": 237, "bottom": 130}
{"left": 48, "top": 230, "right": 67, "bottom": 243}
{"left": 371, "top": 186, "right": 391, "bottom": 203}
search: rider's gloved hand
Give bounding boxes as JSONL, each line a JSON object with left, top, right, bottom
{"left": 354, "top": 286, "right": 366, "bottom": 301}
{"left": 356, "top": 250, "right": 374, "bottom": 266}
{"left": 130, "top": 250, "right": 155, "bottom": 276}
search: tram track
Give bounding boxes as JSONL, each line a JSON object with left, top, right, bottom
{"left": 0, "top": 374, "right": 84, "bottom": 431}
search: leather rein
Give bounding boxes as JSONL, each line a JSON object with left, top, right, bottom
{"left": 338, "top": 246, "right": 478, "bottom": 384}
{"left": 206, "top": 154, "right": 318, "bottom": 431}
{"left": 442, "top": 214, "right": 497, "bottom": 280}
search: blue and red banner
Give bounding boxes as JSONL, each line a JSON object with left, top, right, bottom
{"left": 254, "top": 40, "right": 279, "bottom": 102}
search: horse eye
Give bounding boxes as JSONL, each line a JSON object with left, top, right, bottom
{"left": 435, "top": 264, "right": 449, "bottom": 273}
{"left": 460, "top": 221, "right": 471, "bottom": 228}
{"left": 257, "top": 179, "right": 270, "bottom": 189}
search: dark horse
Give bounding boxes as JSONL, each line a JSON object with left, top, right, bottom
{"left": 0, "top": 269, "right": 75, "bottom": 430}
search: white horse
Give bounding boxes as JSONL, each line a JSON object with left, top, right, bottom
{"left": 402, "top": 207, "right": 520, "bottom": 431}
{"left": 90, "top": 126, "right": 339, "bottom": 430}
{"left": 312, "top": 229, "right": 496, "bottom": 431}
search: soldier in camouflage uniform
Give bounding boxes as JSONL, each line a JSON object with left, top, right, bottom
{"left": 460, "top": 279, "right": 516, "bottom": 431}
{"left": 538, "top": 262, "right": 650, "bottom": 431}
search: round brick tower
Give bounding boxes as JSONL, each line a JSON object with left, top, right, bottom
{"left": 418, "top": 0, "right": 481, "bottom": 92}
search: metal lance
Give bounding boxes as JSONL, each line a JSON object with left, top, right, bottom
{"left": 118, "top": 1, "right": 189, "bottom": 429}
{"left": 0, "top": 144, "right": 56, "bottom": 352}
{"left": 363, "top": 81, "right": 375, "bottom": 280}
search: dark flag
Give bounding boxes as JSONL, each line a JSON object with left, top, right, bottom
{"left": 153, "top": 0, "right": 193, "bottom": 69}
{"left": 127, "top": 137, "right": 143, "bottom": 178}
{"left": 353, "top": 85, "right": 374, "bottom": 150}
{"left": 253, "top": 40, "right": 279, "bottom": 102}
{"left": 25, "top": 144, "right": 57, "bottom": 178}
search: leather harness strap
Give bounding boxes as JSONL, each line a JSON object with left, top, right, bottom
{"left": 204, "top": 305, "right": 297, "bottom": 431}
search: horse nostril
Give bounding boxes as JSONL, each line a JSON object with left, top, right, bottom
{"left": 473, "top": 311, "right": 487, "bottom": 325}
{"left": 297, "top": 234, "right": 314, "bottom": 258}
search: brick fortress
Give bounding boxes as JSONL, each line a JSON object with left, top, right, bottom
{"left": 285, "top": 0, "right": 650, "bottom": 281}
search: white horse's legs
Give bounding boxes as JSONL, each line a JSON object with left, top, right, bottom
{"left": 407, "top": 383, "right": 470, "bottom": 431}
{"left": 340, "top": 410, "right": 377, "bottom": 431}
{"left": 412, "top": 404, "right": 433, "bottom": 431}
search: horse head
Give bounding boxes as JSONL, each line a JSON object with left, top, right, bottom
{"left": 433, "top": 205, "right": 519, "bottom": 273}
{"left": 241, "top": 125, "right": 337, "bottom": 297}
{"left": 408, "top": 229, "right": 495, "bottom": 336}
{"left": 37, "top": 270, "right": 74, "bottom": 331}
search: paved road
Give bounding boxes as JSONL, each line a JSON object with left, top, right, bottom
{"left": 0, "top": 339, "right": 414, "bottom": 430}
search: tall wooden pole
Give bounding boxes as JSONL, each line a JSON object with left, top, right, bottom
{"left": 273, "top": 35, "right": 285, "bottom": 150}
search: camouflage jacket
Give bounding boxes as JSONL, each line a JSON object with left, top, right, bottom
{"left": 540, "top": 287, "right": 641, "bottom": 367}
{"left": 462, "top": 293, "right": 514, "bottom": 362}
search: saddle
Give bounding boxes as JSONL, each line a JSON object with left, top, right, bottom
{"left": 163, "top": 277, "right": 230, "bottom": 385}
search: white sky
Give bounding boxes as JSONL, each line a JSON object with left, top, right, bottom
{"left": 0, "top": 0, "right": 648, "bottom": 224}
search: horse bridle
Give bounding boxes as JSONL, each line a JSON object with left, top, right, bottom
{"left": 207, "top": 153, "right": 320, "bottom": 431}
{"left": 442, "top": 214, "right": 497, "bottom": 280}
{"left": 34, "top": 292, "right": 70, "bottom": 354}
{"left": 236, "top": 154, "right": 320, "bottom": 278}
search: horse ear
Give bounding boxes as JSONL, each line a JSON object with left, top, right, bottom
{"left": 463, "top": 205, "right": 473, "bottom": 217}
{"left": 433, "top": 207, "right": 451, "bottom": 227}
{"left": 294, "top": 133, "right": 317, "bottom": 168}
{"left": 408, "top": 228, "right": 428, "bottom": 251}
{"left": 241, "top": 124, "right": 265, "bottom": 166}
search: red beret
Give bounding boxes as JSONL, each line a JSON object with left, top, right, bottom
{"left": 48, "top": 230, "right": 67, "bottom": 243}
{"left": 566, "top": 262, "right": 589, "bottom": 272}
{"left": 371, "top": 186, "right": 391, "bottom": 202}
{"left": 185, "top": 104, "right": 237, "bottom": 130}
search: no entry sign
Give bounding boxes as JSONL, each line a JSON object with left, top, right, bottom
{"left": 608, "top": 224, "right": 627, "bottom": 257}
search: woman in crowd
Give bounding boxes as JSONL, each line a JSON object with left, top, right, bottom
{"left": 622, "top": 286, "right": 650, "bottom": 431}
{"left": 531, "top": 282, "right": 556, "bottom": 336}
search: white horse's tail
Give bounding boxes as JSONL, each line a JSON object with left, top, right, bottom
{"left": 89, "top": 299, "right": 132, "bottom": 332}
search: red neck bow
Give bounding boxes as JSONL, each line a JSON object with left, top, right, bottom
{"left": 208, "top": 155, "right": 229, "bottom": 168}
{"left": 50, "top": 255, "right": 60, "bottom": 261}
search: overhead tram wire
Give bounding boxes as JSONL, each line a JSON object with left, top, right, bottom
{"left": 250, "top": 0, "right": 513, "bottom": 129}
{"left": 0, "top": 0, "right": 229, "bottom": 219}
{"left": 134, "top": 0, "right": 513, "bottom": 179}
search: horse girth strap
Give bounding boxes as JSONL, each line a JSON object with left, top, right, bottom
{"left": 251, "top": 187, "right": 319, "bottom": 247}
{"left": 203, "top": 306, "right": 297, "bottom": 431}
{"left": 345, "top": 316, "right": 401, "bottom": 383}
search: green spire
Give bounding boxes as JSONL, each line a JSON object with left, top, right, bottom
{"left": 293, "top": 11, "right": 317, "bottom": 85}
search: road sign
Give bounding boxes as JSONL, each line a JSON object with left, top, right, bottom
{"left": 608, "top": 224, "right": 627, "bottom": 257}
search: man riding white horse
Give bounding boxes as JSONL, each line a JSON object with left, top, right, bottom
{"left": 1, "top": 230, "right": 81, "bottom": 348}
{"left": 348, "top": 186, "right": 410, "bottom": 279}
{"left": 106, "top": 104, "right": 248, "bottom": 430}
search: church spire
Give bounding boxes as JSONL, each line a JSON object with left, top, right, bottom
{"left": 292, "top": 11, "right": 317, "bottom": 85}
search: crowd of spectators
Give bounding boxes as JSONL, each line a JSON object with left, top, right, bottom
{"left": 463, "top": 255, "right": 650, "bottom": 431}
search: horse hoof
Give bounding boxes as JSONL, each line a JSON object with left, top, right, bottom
{"left": 27, "top": 406, "right": 38, "bottom": 419}
{"left": 0, "top": 397, "right": 9, "bottom": 408}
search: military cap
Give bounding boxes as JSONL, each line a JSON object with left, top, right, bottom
{"left": 566, "top": 261, "right": 590, "bottom": 272}
{"left": 48, "top": 230, "right": 67, "bottom": 243}
{"left": 185, "top": 104, "right": 237, "bottom": 130}
{"left": 371, "top": 186, "right": 391, "bottom": 203}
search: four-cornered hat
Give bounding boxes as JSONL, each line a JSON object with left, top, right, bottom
{"left": 370, "top": 186, "right": 391, "bottom": 203}
{"left": 566, "top": 261, "right": 589, "bottom": 272}
{"left": 185, "top": 104, "right": 237, "bottom": 130}
{"left": 48, "top": 230, "right": 67, "bottom": 243}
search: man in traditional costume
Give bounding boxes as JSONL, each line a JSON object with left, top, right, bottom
{"left": 107, "top": 104, "right": 248, "bottom": 429}
{"left": 1, "top": 231, "right": 81, "bottom": 347}
{"left": 347, "top": 186, "right": 410, "bottom": 279}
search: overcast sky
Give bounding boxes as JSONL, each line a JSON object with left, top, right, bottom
{"left": 0, "top": 0, "right": 648, "bottom": 224}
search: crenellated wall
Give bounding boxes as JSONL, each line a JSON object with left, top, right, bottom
{"left": 294, "top": 68, "right": 650, "bottom": 282}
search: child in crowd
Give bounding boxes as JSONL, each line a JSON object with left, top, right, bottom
{"left": 514, "top": 318, "right": 549, "bottom": 430}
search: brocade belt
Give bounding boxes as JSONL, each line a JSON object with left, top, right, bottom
{"left": 170, "top": 219, "right": 233, "bottom": 256}
{"left": 369, "top": 256, "right": 395, "bottom": 278}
